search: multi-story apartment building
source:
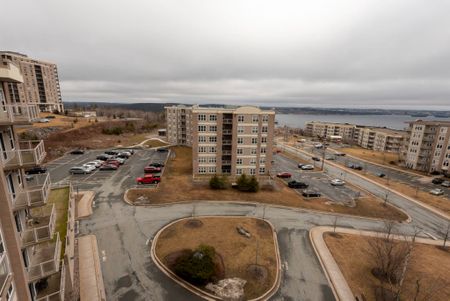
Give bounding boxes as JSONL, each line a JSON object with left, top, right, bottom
{"left": 165, "top": 105, "right": 193, "bottom": 146}
{"left": 305, "top": 121, "right": 405, "bottom": 153}
{"left": 0, "top": 51, "right": 64, "bottom": 113}
{"left": 404, "top": 120, "right": 450, "bottom": 173}
{"left": 191, "top": 106, "right": 275, "bottom": 177}
{"left": 0, "top": 58, "right": 74, "bottom": 300}
{"left": 166, "top": 105, "right": 275, "bottom": 177}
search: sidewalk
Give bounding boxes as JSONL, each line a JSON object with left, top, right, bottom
{"left": 79, "top": 235, "right": 106, "bottom": 301}
{"left": 76, "top": 191, "right": 95, "bottom": 219}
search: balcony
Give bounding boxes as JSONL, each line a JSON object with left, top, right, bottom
{"left": 222, "top": 150, "right": 232, "bottom": 156}
{"left": 35, "top": 263, "right": 65, "bottom": 301}
{"left": 13, "top": 173, "right": 51, "bottom": 210}
{"left": 27, "top": 232, "right": 62, "bottom": 283}
{"left": 0, "top": 104, "right": 39, "bottom": 125}
{"left": 20, "top": 204, "right": 56, "bottom": 248}
{"left": 223, "top": 119, "right": 233, "bottom": 124}
{"left": 223, "top": 140, "right": 232, "bottom": 146}
{"left": 0, "top": 253, "right": 12, "bottom": 297}
{"left": 1, "top": 140, "right": 46, "bottom": 170}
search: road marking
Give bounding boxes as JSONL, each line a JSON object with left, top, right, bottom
{"left": 102, "top": 250, "right": 107, "bottom": 262}
{"left": 424, "top": 232, "right": 438, "bottom": 240}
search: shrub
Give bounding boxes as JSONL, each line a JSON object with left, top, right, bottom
{"left": 209, "top": 175, "right": 227, "bottom": 190}
{"left": 248, "top": 176, "right": 260, "bottom": 192}
{"left": 102, "top": 127, "right": 123, "bottom": 135}
{"left": 236, "top": 174, "right": 259, "bottom": 192}
{"left": 174, "top": 245, "right": 217, "bottom": 286}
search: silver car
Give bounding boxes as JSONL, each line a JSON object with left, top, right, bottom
{"left": 441, "top": 181, "right": 450, "bottom": 187}
{"left": 69, "top": 166, "right": 92, "bottom": 174}
{"left": 330, "top": 179, "right": 345, "bottom": 186}
{"left": 429, "top": 188, "right": 444, "bottom": 196}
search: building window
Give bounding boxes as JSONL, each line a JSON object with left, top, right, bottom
{"left": 262, "top": 126, "right": 268, "bottom": 133}
{"left": 209, "top": 114, "right": 217, "bottom": 121}
{"left": 259, "top": 167, "right": 266, "bottom": 174}
{"left": 237, "top": 148, "right": 243, "bottom": 155}
{"left": 236, "top": 168, "right": 243, "bottom": 175}
{"left": 198, "top": 146, "right": 207, "bottom": 153}
{"left": 252, "top": 115, "right": 259, "bottom": 123}
{"left": 251, "top": 138, "right": 258, "bottom": 144}
{"left": 198, "top": 125, "right": 206, "bottom": 132}
{"left": 259, "top": 158, "right": 265, "bottom": 165}
{"left": 237, "top": 126, "right": 244, "bottom": 134}
{"left": 237, "top": 137, "right": 244, "bottom": 144}
{"left": 250, "top": 168, "right": 256, "bottom": 175}
{"left": 209, "top": 125, "right": 217, "bottom": 132}
{"left": 198, "top": 114, "right": 206, "bottom": 121}
{"left": 262, "top": 115, "right": 269, "bottom": 122}
{"left": 198, "top": 167, "right": 207, "bottom": 174}
{"left": 209, "top": 136, "right": 217, "bottom": 143}
{"left": 261, "top": 137, "right": 267, "bottom": 143}
{"left": 237, "top": 158, "right": 243, "bottom": 165}
{"left": 251, "top": 148, "right": 257, "bottom": 155}
{"left": 261, "top": 147, "right": 266, "bottom": 154}
{"left": 199, "top": 157, "right": 207, "bottom": 163}
{"left": 208, "top": 167, "right": 216, "bottom": 173}
{"left": 210, "top": 146, "right": 217, "bottom": 153}
{"left": 250, "top": 158, "right": 256, "bottom": 165}
{"left": 252, "top": 127, "right": 258, "bottom": 134}
{"left": 238, "top": 115, "right": 244, "bottom": 122}
{"left": 208, "top": 157, "right": 216, "bottom": 163}
{"left": 198, "top": 136, "right": 206, "bottom": 143}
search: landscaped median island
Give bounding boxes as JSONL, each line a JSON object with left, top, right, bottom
{"left": 125, "top": 146, "right": 409, "bottom": 221}
{"left": 323, "top": 230, "right": 450, "bottom": 301}
{"left": 152, "top": 217, "right": 280, "bottom": 300}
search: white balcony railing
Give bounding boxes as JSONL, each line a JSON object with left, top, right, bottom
{"left": 0, "top": 104, "right": 39, "bottom": 124}
{"left": 13, "top": 173, "right": 51, "bottom": 210}
{"left": 20, "top": 204, "right": 56, "bottom": 247}
{"left": 1, "top": 140, "right": 46, "bottom": 169}
{"left": 27, "top": 233, "right": 62, "bottom": 283}
{"left": 35, "top": 262, "right": 65, "bottom": 301}
{"left": 0, "top": 253, "right": 12, "bottom": 296}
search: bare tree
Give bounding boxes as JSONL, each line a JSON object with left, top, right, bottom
{"left": 332, "top": 216, "right": 339, "bottom": 233}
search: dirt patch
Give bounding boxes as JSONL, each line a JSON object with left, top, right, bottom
{"left": 126, "top": 147, "right": 408, "bottom": 221}
{"left": 324, "top": 233, "right": 450, "bottom": 301}
{"left": 184, "top": 219, "right": 204, "bottom": 228}
{"left": 246, "top": 264, "right": 268, "bottom": 283}
{"left": 155, "top": 217, "right": 278, "bottom": 300}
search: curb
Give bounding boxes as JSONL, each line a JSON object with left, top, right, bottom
{"left": 309, "top": 226, "right": 448, "bottom": 301}
{"left": 150, "top": 216, "right": 282, "bottom": 301}
{"left": 278, "top": 143, "right": 450, "bottom": 221}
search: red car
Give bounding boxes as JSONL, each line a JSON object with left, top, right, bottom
{"left": 136, "top": 174, "right": 161, "bottom": 184}
{"left": 105, "top": 160, "right": 120, "bottom": 166}
{"left": 144, "top": 166, "right": 161, "bottom": 173}
{"left": 100, "top": 164, "right": 118, "bottom": 171}
{"left": 276, "top": 172, "right": 292, "bottom": 178}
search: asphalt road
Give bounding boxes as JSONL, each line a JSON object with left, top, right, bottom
{"left": 45, "top": 145, "right": 450, "bottom": 301}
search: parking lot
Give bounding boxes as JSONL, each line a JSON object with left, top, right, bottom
{"left": 273, "top": 154, "right": 366, "bottom": 206}
{"left": 45, "top": 148, "right": 169, "bottom": 190}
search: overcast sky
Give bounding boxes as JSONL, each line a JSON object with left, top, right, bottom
{"left": 2, "top": 0, "right": 450, "bottom": 109}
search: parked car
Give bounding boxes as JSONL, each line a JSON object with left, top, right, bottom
{"left": 312, "top": 157, "right": 321, "bottom": 162}
{"left": 432, "top": 178, "right": 445, "bottom": 185}
{"left": 136, "top": 174, "right": 161, "bottom": 184}
{"left": 26, "top": 166, "right": 47, "bottom": 174}
{"left": 298, "top": 163, "right": 305, "bottom": 168}
{"left": 69, "top": 166, "right": 91, "bottom": 174}
{"left": 335, "top": 153, "right": 346, "bottom": 156}
{"left": 149, "top": 162, "right": 165, "bottom": 168}
{"left": 124, "top": 149, "right": 135, "bottom": 155}
{"left": 144, "top": 166, "right": 162, "bottom": 173}
{"left": 330, "top": 179, "right": 345, "bottom": 186}
{"left": 105, "top": 159, "right": 121, "bottom": 166}
{"left": 348, "top": 164, "right": 363, "bottom": 170}
{"left": 104, "top": 150, "right": 119, "bottom": 155}
{"left": 44, "top": 115, "right": 56, "bottom": 119}
{"left": 70, "top": 149, "right": 85, "bottom": 155}
{"left": 117, "top": 152, "right": 131, "bottom": 158}
{"left": 38, "top": 118, "right": 50, "bottom": 123}
{"left": 96, "top": 154, "right": 112, "bottom": 161}
{"left": 100, "top": 164, "right": 118, "bottom": 171}
{"left": 377, "top": 173, "right": 386, "bottom": 178}
{"left": 113, "top": 157, "right": 126, "bottom": 164}
{"left": 325, "top": 156, "right": 335, "bottom": 160}
{"left": 84, "top": 162, "right": 100, "bottom": 169}
{"left": 429, "top": 188, "right": 444, "bottom": 196}
{"left": 288, "top": 180, "right": 309, "bottom": 189}
{"left": 276, "top": 172, "right": 292, "bottom": 178}
{"left": 82, "top": 164, "right": 96, "bottom": 172}
{"left": 302, "top": 190, "right": 322, "bottom": 197}
{"left": 156, "top": 148, "right": 169, "bottom": 153}
{"left": 441, "top": 181, "right": 450, "bottom": 187}
{"left": 301, "top": 164, "right": 314, "bottom": 170}
{"left": 314, "top": 143, "right": 323, "bottom": 149}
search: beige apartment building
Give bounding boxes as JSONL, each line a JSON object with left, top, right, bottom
{"left": 305, "top": 121, "right": 405, "bottom": 153}
{"left": 404, "top": 120, "right": 450, "bottom": 173}
{"left": 165, "top": 105, "right": 193, "bottom": 146}
{"left": 0, "top": 51, "right": 64, "bottom": 113}
{"left": 166, "top": 105, "right": 275, "bottom": 177}
{"left": 0, "top": 59, "right": 74, "bottom": 300}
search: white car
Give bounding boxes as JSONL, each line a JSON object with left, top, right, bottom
{"left": 82, "top": 164, "right": 96, "bottom": 172}
{"left": 330, "top": 179, "right": 345, "bottom": 186}
{"left": 69, "top": 166, "right": 92, "bottom": 174}
{"left": 430, "top": 188, "right": 444, "bottom": 196}
{"left": 84, "top": 161, "right": 101, "bottom": 168}
{"left": 114, "top": 157, "right": 126, "bottom": 164}
{"left": 441, "top": 181, "right": 450, "bottom": 188}
{"left": 301, "top": 164, "right": 314, "bottom": 170}
{"left": 314, "top": 143, "right": 323, "bottom": 148}
{"left": 38, "top": 118, "right": 50, "bottom": 123}
{"left": 118, "top": 151, "right": 131, "bottom": 158}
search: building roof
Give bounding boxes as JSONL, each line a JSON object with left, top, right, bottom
{"left": 405, "top": 120, "right": 450, "bottom": 126}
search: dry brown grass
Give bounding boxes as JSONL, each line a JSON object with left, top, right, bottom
{"left": 349, "top": 169, "right": 450, "bottom": 216}
{"left": 144, "top": 139, "right": 169, "bottom": 148}
{"left": 155, "top": 217, "right": 277, "bottom": 299}
{"left": 324, "top": 233, "right": 450, "bottom": 301}
{"left": 126, "top": 147, "right": 408, "bottom": 221}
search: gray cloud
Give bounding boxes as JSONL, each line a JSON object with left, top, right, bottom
{"left": 1, "top": 0, "right": 450, "bottom": 109}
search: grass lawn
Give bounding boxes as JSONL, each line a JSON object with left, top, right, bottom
{"left": 126, "top": 147, "right": 408, "bottom": 221}
{"left": 324, "top": 233, "right": 450, "bottom": 301}
{"left": 155, "top": 217, "right": 277, "bottom": 299}
{"left": 47, "top": 187, "right": 70, "bottom": 259}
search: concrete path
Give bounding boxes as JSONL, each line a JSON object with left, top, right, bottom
{"left": 79, "top": 235, "right": 106, "bottom": 301}
{"left": 77, "top": 191, "right": 95, "bottom": 219}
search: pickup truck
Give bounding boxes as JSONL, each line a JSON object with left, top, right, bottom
{"left": 136, "top": 174, "right": 161, "bottom": 184}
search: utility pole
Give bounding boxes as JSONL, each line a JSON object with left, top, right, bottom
{"left": 384, "top": 192, "right": 389, "bottom": 206}
{"left": 321, "top": 146, "right": 327, "bottom": 171}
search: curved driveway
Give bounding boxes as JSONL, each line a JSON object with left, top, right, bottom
{"left": 72, "top": 148, "right": 450, "bottom": 301}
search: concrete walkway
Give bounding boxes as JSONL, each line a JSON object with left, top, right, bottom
{"left": 77, "top": 191, "right": 95, "bottom": 219}
{"left": 310, "top": 226, "right": 447, "bottom": 301}
{"left": 79, "top": 235, "right": 106, "bottom": 301}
